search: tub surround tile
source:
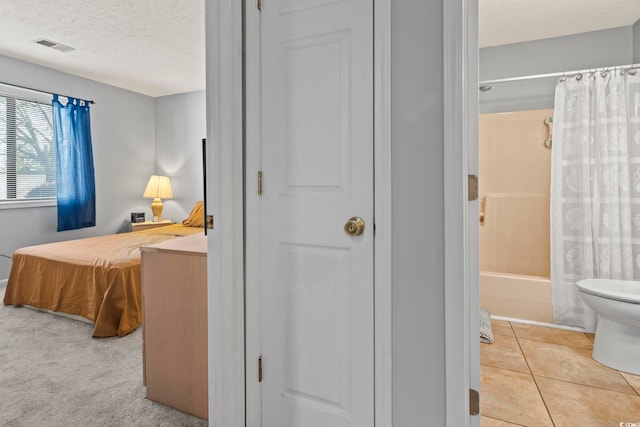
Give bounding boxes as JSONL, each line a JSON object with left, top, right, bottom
{"left": 518, "top": 338, "right": 636, "bottom": 395}
{"left": 511, "top": 322, "right": 593, "bottom": 349}
{"left": 536, "top": 376, "right": 640, "bottom": 426}
{"left": 480, "top": 365, "right": 553, "bottom": 426}
{"left": 481, "top": 334, "right": 530, "bottom": 374}
{"left": 480, "top": 415, "right": 524, "bottom": 426}
{"left": 492, "top": 319, "right": 515, "bottom": 337}
{"left": 621, "top": 372, "right": 640, "bottom": 395}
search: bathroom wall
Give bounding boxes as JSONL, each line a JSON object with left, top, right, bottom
{"left": 478, "top": 109, "right": 555, "bottom": 323}
{"left": 478, "top": 25, "right": 639, "bottom": 279}
{"left": 480, "top": 27, "right": 634, "bottom": 113}
{"left": 478, "top": 26, "right": 640, "bottom": 323}
{"left": 479, "top": 109, "right": 553, "bottom": 277}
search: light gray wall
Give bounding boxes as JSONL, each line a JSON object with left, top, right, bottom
{"left": 480, "top": 27, "right": 633, "bottom": 113}
{"left": 391, "top": 1, "right": 445, "bottom": 425}
{"left": 154, "top": 90, "right": 206, "bottom": 223}
{"left": 634, "top": 19, "right": 640, "bottom": 63}
{"left": 0, "top": 54, "right": 156, "bottom": 280}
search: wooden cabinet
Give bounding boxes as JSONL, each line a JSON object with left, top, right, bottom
{"left": 140, "top": 233, "right": 208, "bottom": 419}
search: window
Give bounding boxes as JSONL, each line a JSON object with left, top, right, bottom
{"left": 0, "top": 94, "right": 55, "bottom": 201}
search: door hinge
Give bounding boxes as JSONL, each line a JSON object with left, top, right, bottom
{"left": 206, "top": 214, "right": 214, "bottom": 230}
{"left": 257, "top": 0, "right": 261, "bottom": 10}
{"left": 469, "top": 388, "right": 479, "bottom": 416}
{"left": 258, "top": 356, "right": 263, "bottom": 382}
{"left": 468, "top": 174, "right": 479, "bottom": 201}
{"left": 257, "top": 171, "right": 263, "bottom": 196}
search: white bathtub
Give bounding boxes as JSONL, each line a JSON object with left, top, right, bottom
{"left": 479, "top": 271, "right": 553, "bottom": 324}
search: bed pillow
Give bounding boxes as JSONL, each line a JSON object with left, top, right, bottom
{"left": 182, "top": 201, "right": 205, "bottom": 227}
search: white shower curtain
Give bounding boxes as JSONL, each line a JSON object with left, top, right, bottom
{"left": 551, "top": 70, "right": 640, "bottom": 332}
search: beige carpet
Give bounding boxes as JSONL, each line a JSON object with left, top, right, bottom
{"left": 0, "top": 287, "right": 208, "bottom": 427}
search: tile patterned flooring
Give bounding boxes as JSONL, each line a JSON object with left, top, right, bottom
{"left": 481, "top": 320, "right": 640, "bottom": 426}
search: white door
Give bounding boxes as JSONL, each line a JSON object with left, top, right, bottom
{"left": 257, "top": 0, "right": 374, "bottom": 426}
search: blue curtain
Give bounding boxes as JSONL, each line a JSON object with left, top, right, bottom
{"left": 53, "top": 95, "right": 96, "bottom": 231}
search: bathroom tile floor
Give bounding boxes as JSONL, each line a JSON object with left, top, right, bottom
{"left": 480, "top": 320, "right": 640, "bottom": 426}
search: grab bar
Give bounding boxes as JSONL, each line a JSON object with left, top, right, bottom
{"left": 544, "top": 116, "right": 553, "bottom": 148}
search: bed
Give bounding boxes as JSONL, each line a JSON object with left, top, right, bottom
{"left": 3, "top": 205, "right": 205, "bottom": 338}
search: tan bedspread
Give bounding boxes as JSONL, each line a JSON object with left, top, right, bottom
{"left": 3, "top": 224, "right": 203, "bottom": 337}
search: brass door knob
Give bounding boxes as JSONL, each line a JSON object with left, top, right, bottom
{"left": 344, "top": 217, "right": 365, "bottom": 236}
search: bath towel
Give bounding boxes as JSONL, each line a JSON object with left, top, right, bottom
{"left": 480, "top": 308, "right": 494, "bottom": 344}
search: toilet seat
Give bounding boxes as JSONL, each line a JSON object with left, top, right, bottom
{"left": 576, "top": 279, "right": 640, "bottom": 304}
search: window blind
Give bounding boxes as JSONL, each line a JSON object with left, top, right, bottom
{"left": 0, "top": 95, "right": 55, "bottom": 200}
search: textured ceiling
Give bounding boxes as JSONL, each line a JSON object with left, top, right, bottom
{"left": 0, "top": 0, "right": 205, "bottom": 97}
{"left": 480, "top": 0, "right": 640, "bottom": 48}
{"left": 0, "top": 1, "right": 637, "bottom": 97}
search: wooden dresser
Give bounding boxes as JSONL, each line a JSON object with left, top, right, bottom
{"left": 140, "top": 233, "right": 208, "bottom": 419}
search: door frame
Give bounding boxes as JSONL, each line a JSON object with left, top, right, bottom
{"left": 204, "top": 1, "right": 245, "bottom": 426}
{"left": 205, "top": 0, "right": 474, "bottom": 425}
{"left": 443, "top": 0, "right": 479, "bottom": 426}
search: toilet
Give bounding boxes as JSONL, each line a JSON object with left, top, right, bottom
{"left": 576, "top": 279, "right": 640, "bottom": 375}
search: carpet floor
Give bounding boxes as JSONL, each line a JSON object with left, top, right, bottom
{"left": 0, "top": 287, "right": 208, "bottom": 427}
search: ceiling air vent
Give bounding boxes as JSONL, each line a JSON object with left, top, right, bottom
{"left": 35, "top": 38, "right": 75, "bottom": 53}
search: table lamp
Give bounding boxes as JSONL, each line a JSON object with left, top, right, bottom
{"left": 143, "top": 175, "right": 173, "bottom": 222}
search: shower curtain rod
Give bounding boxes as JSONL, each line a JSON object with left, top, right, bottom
{"left": 0, "top": 81, "right": 95, "bottom": 104}
{"left": 479, "top": 63, "right": 640, "bottom": 86}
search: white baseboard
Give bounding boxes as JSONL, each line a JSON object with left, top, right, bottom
{"left": 492, "top": 315, "right": 589, "bottom": 333}
{"left": 0, "top": 279, "right": 7, "bottom": 288}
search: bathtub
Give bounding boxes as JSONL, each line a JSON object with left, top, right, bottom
{"left": 479, "top": 271, "right": 553, "bottom": 324}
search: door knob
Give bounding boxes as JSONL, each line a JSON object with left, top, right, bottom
{"left": 344, "top": 217, "right": 365, "bottom": 236}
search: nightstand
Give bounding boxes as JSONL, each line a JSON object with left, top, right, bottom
{"left": 131, "top": 219, "right": 173, "bottom": 232}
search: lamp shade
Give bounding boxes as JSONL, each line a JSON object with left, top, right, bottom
{"left": 143, "top": 175, "right": 173, "bottom": 199}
